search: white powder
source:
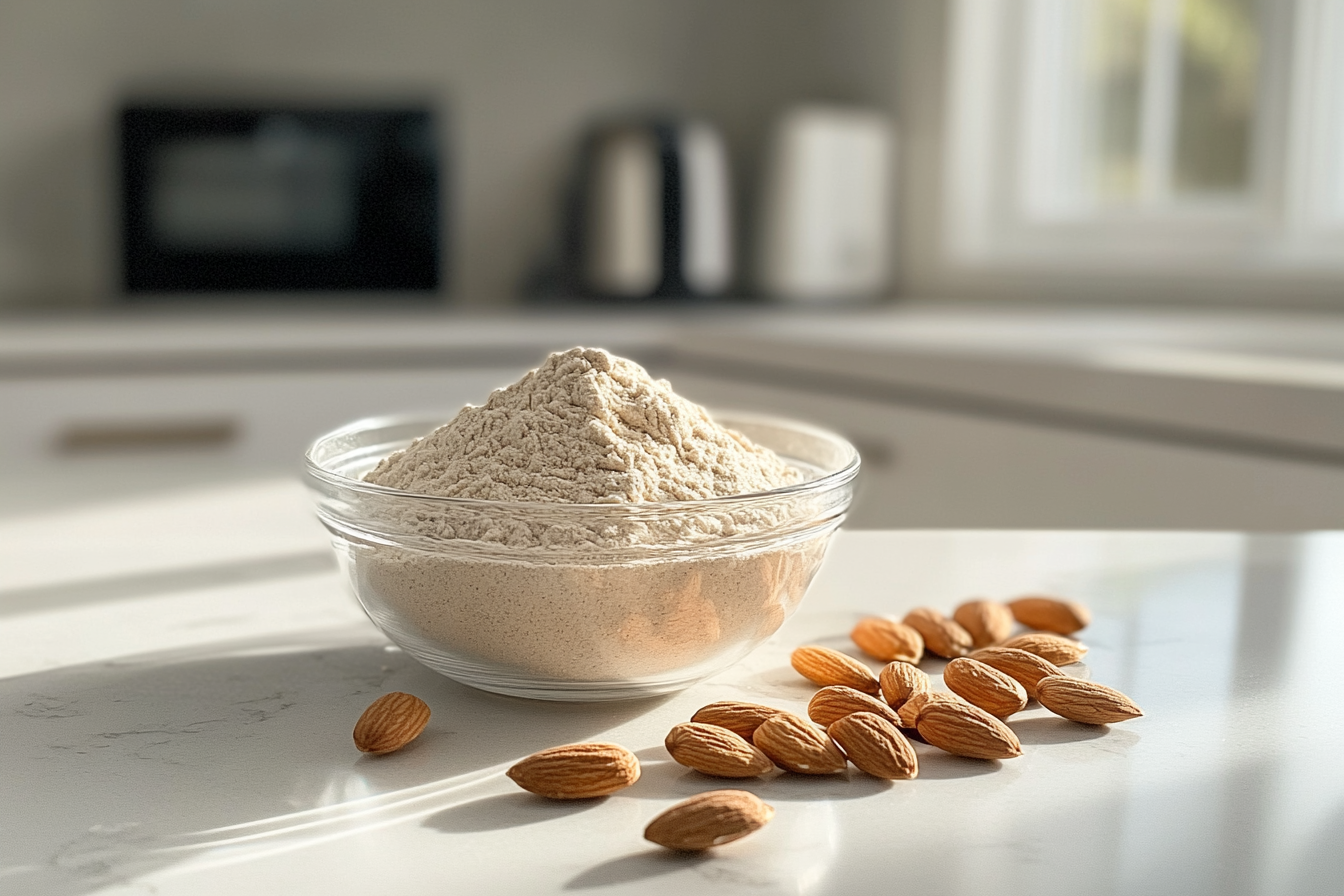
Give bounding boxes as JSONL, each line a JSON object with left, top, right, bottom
{"left": 366, "top": 347, "right": 799, "bottom": 512}
{"left": 354, "top": 348, "right": 830, "bottom": 687}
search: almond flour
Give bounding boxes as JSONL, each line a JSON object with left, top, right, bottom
{"left": 367, "top": 347, "right": 799, "bottom": 509}
{"left": 353, "top": 348, "right": 824, "bottom": 683}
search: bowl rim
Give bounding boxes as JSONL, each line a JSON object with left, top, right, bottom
{"left": 304, "top": 409, "right": 860, "bottom": 511}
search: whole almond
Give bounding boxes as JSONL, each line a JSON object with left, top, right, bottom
{"left": 690, "top": 701, "right": 783, "bottom": 740}
{"left": 1002, "top": 632, "right": 1088, "bottom": 666}
{"left": 752, "top": 712, "right": 848, "bottom": 774}
{"left": 916, "top": 701, "right": 1023, "bottom": 760}
{"left": 879, "top": 661, "right": 931, "bottom": 709}
{"left": 808, "top": 685, "right": 903, "bottom": 729}
{"left": 969, "top": 647, "right": 1062, "bottom": 699}
{"left": 353, "top": 692, "right": 431, "bottom": 755}
{"left": 942, "top": 657, "right": 1028, "bottom": 718}
{"left": 1036, "top": 676, "right": 1143, "bottom": 724}
{"left": 827, "top": 712, "right": 918, "bottom": 780}
{"left": 896, "top": 691, "right": 967, "bottom": 728}
{"left": 1008, "top": 596, "right": 1091, "bottom": 635}
{"left": 901, "top": 607, "right": 972, "bottom": 658}
{"left": 665, "top": 723, "right": 775, "bottom": 778}
{"left": 850, "top": 617, "right": 924, "bottom": 663}
{"left": 952, "top": 600, "right": 1015, "bottom": 648}
{"left": 644, "top": 790, "right": 774, "bottom": 851}
{"left": 506, "top": 742, "right": 640, "bottom": 799}
{"left": 790, "top": 645, "right": 880, "bottom": 695}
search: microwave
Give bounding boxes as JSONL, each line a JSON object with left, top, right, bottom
{"left": 120, "top": 103, "right": 442, "bottom": 294}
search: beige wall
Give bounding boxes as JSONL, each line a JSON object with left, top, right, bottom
{"left": 0, "top": 0, "right": 903, "bottom": 308}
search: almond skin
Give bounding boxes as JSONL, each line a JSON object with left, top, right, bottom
{"left": 850, "top": 617, "right": 925, "bottom": 664}
{"left": 790, "top": 645, "right": 880, "bottom": 695}
{"left": 665, "top": 723, "right": 775, "bottom": 778}
{"left": 952, "top": 600, "right": 1015, "bottom": 649}
{"left": 506, "top": 743, "right": 641, "bottom": 799}
{"left": 690, "top": 701, "right": 783, "bottom": 740}
{"left": 879, "top": 661, "right": 931, "bottom": 709}
{"left": 353, "top": 692, "right": 431, "bottom": 755}
{"left": 901, "top": 607, "right": 972, "bottom": 658}
{"left": 916, "top": 701, "right": 1023, "bottom": 760}
{"left": 808, "top": 685, "right": 904, "bottom": 729}
{"left": 896, "top": 691, "right": 968, "bottom": 729}
{"left": 1008, "top": 596, "right": 1091, "bottom": 635}
{"left": 1036, "top": 676, "right": 1143, "bottom": 724}
{"left": 969, "top": 647, "right": 1062, "bottom": 699}
{"left": 942, "top": 657, "right": 1028, "bottom": 718}
{"left": 644, "top": 790, "right": 774, "bottom": 851}
{"left": 752, "top": 712, "right": 848, "bottom": 774}
{"left": 1002, "top": 632, "right": 1088, "bottom": 666}
{"left": 827, "top": 712, "right": 918, "bottom": 780}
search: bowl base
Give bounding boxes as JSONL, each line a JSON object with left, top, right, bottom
{"left": 400, "top": 642, "right": 755, "bottom": 702}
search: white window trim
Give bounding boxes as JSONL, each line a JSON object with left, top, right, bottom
{"left": 942, "top": 0, "right": 1344, "bottom": 286}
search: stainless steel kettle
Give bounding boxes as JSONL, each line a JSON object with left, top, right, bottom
{"left": 565, "top": 118, "right": 733, "bottom": 299}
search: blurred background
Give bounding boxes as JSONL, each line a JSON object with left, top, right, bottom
{"left": 3, "top": 0, "right": 1344, "bottom": 530}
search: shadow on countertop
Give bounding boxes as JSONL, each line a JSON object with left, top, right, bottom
{"left": 0, "top": 632, "right": 665, "bottom": 895}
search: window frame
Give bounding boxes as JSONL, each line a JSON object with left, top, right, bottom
{"left": 939, "top": 0, "right": 1344, "bottom": 291}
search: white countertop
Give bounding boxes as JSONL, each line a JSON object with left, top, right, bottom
{"left": 680, "top": 305, "right": 1344, "bottom": 462}
{"left": 3, "top": 476, "right": 1341, "bottom": 895}
{"left": 7, "top": 303, "right": 1344, "bottom": 369}
{"left": 6, "top": 303, "right": 1344, "bottom": 464}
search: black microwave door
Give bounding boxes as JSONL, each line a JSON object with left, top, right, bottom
{"left": 121, "top": 105, "right": 441, "bottom": 293}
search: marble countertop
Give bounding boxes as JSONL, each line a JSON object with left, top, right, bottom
{"left": 2, "top": 477, "right": 1342, "bottom": 895}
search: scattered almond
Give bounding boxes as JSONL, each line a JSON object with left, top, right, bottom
{"left": 850, "top": 617, "right": 924, "bottom": 664}
{"left": 690, "top": 701, "right": 783, "bottom": 740}
{"left": 916, "top": 701, "right": 1023, "bottom": 760}
{"left": 879, "top": 661, "right": 931, "bottom": 709}
{"left": 1002, "top": 632, "right": 1088, "bottom": 666}
{"left": 827, "top": 712, "right": 918, "bottom": 780}
{"left": 1036, "top": 676, "right": 1143, "bottom": 724}
{"left": 896, "top": 691, "right": 967, "bottom": 729}
{"left": 808, "top": 685, "right": 903, "bottom": 729}
{"left": 952, "top": 599, "right": 1015, "bottom": 648}
{"left": 353, "top": 692, "right": 431, "bottom": 755}
{"left": 790, "top": 645, "right": 880, "bottom": 695}
{"left": 665, "top": 722, "right": 776, "bottom": 778}
{"left": 506, "top": 742, "right": 641, "bottom": 799}
{"left": 942, "top": 657, "right": 1028, "bottom": 718}
{"left": 752, "top": 712, "right": 848, "bottom": 774}
{"left": 644, "top": 790, "right": 774, "bottom": 851}
{"left": 901, "top": 607, "right": 972, "bottom": 658}
{"left": 1008, "top": 596, "right": 1091, "bottom": 635}
{"left": 969, "top": 647, "right": 1062, "bottom": 699}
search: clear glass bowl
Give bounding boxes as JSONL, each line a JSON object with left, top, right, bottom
{"left": 305, "top": 412, "right": 858, "bottom": 701}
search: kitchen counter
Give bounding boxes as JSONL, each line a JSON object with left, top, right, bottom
{"left": 682, "top": 305, "right": 1344, "bottom": 465}
{"left": 5, "top": 302, "right": 1344, "bottom": 529}
{"left": 3, "top": 476, "right": 1341, "bottom": 895}
{"left": 6, "top": 302, "right": 1344, "bottom": 465}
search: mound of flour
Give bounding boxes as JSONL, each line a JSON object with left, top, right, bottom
{"left": 365, "top": 347, "right": 799, "bottom": 505}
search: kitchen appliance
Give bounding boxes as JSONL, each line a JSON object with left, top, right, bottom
{"left": 754, "top": 106, "right": 894, "bottom": 302}
{"left": 120, "top": 103, "right": 441, "bottom": 294}
{"left": 565, "top": 118, "right": 733, "bottom": 299}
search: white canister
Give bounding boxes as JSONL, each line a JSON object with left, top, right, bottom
{"left": 754, "top": 106, "right": 895, "bottom": 302}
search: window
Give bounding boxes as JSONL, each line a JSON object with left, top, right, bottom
{"left": 944, "top": 0, "right": 1344, "bottom": 284}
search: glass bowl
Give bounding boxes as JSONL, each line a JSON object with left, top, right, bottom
{"left": 305, "top": 412, "right": 858, "bottom": 701}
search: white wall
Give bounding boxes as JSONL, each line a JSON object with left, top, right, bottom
{"left": 0, "top": 0, "right": 902, "bottom": 308}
